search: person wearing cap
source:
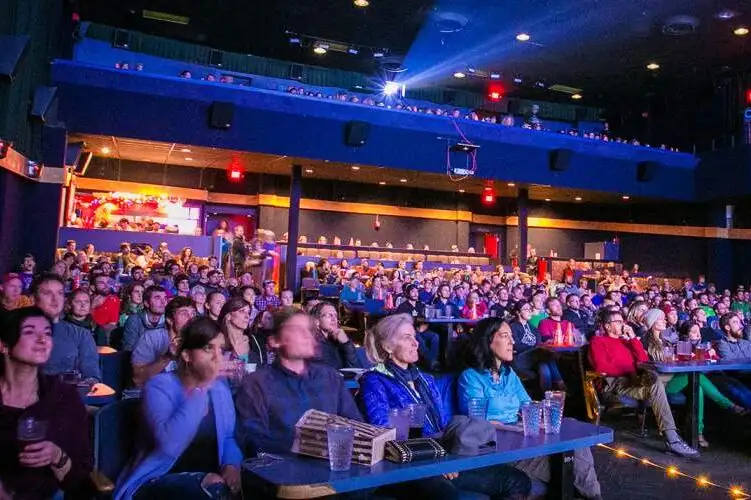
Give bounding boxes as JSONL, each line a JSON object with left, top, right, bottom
{"left": 660, "top": 303, "right": 680, "bottom": 345}
{"left": 357, "top": 314, "right": 532, "bottom": 499}
{"left": 643, "top": 309, "right": 744, "bottom": 449}
{"left": 458, "top": 317, "right": 602, "bottom": 500}
{"left": 0, "top": 273, "right": 33, "bottom": 313}
{"left": 395, "top": 284, "right": 425, "bottom": 318}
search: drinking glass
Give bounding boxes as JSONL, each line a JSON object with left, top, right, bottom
{"left": 542, "top": 400, "right": 563, "bottom": 434}
{"left": 663, "top": 345, "right": 675, "bottom": 363}
{"left": 17, "top": 417, "right": 47, "bottom": 449}
{"left": 425, "top": 307, "right": 435, "bottom": 320}
{"left": 387, "top": 408, "right": 411, "bottom": 441}
{"left": 445, "top": 305, "right": 453, "bottom": 318}
{"left": 467, "top": 397, "right": 488, "bottom": 420}
{"left": 326, "top": 423, "right": 355, "bottom": 471}
{"left": 406, "top": 403, "right": 427, "bottom": 439}
{"left": 544, "top": 390, "right": 566, "bottom": 414}
{"left": 520, "top": 401, "right": 542, "bottom": 437}
{"left": 676, "top": 341, "right": 692, "bottom": 361}
{"left": 434, "top": 309, "right": 443, "bottom": 319}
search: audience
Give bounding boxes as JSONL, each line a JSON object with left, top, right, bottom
{"left": 309, "top": 301, "right": 360, "bottom": 369}
{"left": 0, "top": 307, "right": 93, "bottom": 499}
{"left": 122, "top": 286, "right": 168, "bottom": 352}
{"left": 115, "top": 317, "right": 242, "bottom": 500}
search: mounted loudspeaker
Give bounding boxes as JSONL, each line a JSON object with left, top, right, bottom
{"left": 637, "top": 161, "right": 659, "bottom": 182}
{"left": 549, "top": 148, "right": 572, "bottom": 172}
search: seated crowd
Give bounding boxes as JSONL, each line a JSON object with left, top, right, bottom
{"left": 3, "top": 240, "right": 751, "bottom": 499}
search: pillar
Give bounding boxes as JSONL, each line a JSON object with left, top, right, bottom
{"left": 285, "top": 164, "right": 302, "bottom": 292}
{"left": 706, "top": 204, "right": 733, "bottom": 290}
{"left": 518, "top": 187, "right": 529, "bottom": 268}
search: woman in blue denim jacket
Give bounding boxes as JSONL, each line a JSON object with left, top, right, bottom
{"left": 458, "top": 318, "right": 602, "bottom": 500}
{"left": 357, "top": 313, "right": 531, "bottom": 500}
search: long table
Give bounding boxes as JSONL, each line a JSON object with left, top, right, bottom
{"left": 242, "top": 418, "right": 613, "bottom": 499}
{"left": 641, "top": 359, "right": 751, "bottom": 449}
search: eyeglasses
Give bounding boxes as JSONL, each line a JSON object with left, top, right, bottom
{"left": 608, "top": 319, "right": 624, "bottom": 325}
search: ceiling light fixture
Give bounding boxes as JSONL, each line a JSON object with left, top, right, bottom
{"left": 458, "top": 189, "right": 465, "bottom": 193}
{"left": 490, "top": 72, "right": 501, "bottom": 80}
{"left": 575, "top": 196, "right": 582, "bottom": 201}
{"left": 544, "top": 198, "right": 551, "bottom": 202}
{"left": 399, "top": 178, "right": 407, "bottom": 183}
{"left": 354, "top": 0, "right": 369, "bottom": 7}
{"left": 351, "top": 165, "right": 360, "bottom": 171}
{"left": 622, "top": 195, "right": 630, "bottom": 200}
{"left": 571, "top": 93, "right": 583, "bottom": 100}
{"left": 734, "top": 27, "right": 749, "bottom": 36}
{"left": 507, "top": 182, "right": 515, "bottom": 187}
{"left": 100, "top": 146, "right": 111, "bottom": 155}
{"left": 184, "top": 157, "right": 193, "bottom": 161}
{"left": 313, "top": 43, "right": 329, "bottom": 55}
{"left": 717, "top": 9, "right": 736, "bottom": 20}
{"left": 378, "top": 181, "right": 386, "bottom": 185}
{"left": 516, "top": 33, "right": 530, "bottom": 42}
{"left": 453, "top": 71, "right": 466, "bottom": 79}
{"left": 646, "top": 62, "right": 660, "bottom": 70}
{"left": 180, "top": 148, "right": 191, "bottom": 153}
{"left": 305, "top": 168, "right": 314, "bottom": 173}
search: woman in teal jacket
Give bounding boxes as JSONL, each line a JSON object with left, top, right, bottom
{"left": 458, "top": 318, "right": 602, "bottom": 500}
{"left": 115, "top": 317, "right": 243, "bottom": 500}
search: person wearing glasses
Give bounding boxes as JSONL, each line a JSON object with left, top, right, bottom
{"left": 509, "top": 301, "right": 564, "bottom": 392}
{"left": 588, "top": 309, "right": 699, "bottom": 458}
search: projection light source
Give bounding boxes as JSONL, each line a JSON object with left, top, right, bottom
{"left": 383, "top": 81, "right": 404, "bottom": 97}
{"left": 313, "top": 43, "right": 329, "bottom": 55}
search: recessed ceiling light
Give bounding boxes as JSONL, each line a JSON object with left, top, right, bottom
{"left": 516, "top": 33, "right": 530, "bottom": 42}
{"left": 646, "top": 62, "right": 660, "bottom": 70}
{"left": 353, "top": 0, "right": 369, "bottom": 7}
{"left": 734, "top": 27, "right": 749, "bottom": 36}
{"left": 544, "top": 198, "right": 551, "bottom": 202}
{"left": 571, "top": 93, "right": 583, "bottom": 100}
{"left": 184, "top": 157, "right": 193, "bottom": 161}
{"left": 399, "top": 178, "right": 407, "bottom": 183}
{"left": 313, "top": 44, "right": 328, "bottom": 55}
{"left": 717, "top": 9, "right": 736, "bottom": 20}
{"left": 351, "top": 165, "right": 360, "bottom": 171}
{"left": 575, "top": 196, "right": 582, "bottom": 201}
{"left": 507, "top": 182, "right": 515, "bottom": 187}
{"left": 100, "top": 146, "right": 111, "bottom": 155}
{"left": 305, "top": 168, "right": 314, "bottom": 173}
{"left": 459, "top": 189, "right": 465, "bottom": 193}
{"left": 378, "top": 181, "right": 386, "bottom": 185}
{"left": 180, "top": 148, "right": 191, "bottom": 153}
{"left": 622, "top": 195, "right": 630, "bottom": 200}
{"left": 453, "top": 71, "right": 466, "bottom": 79}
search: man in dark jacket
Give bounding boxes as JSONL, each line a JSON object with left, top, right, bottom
{"left": 309, "top": 301, "right": 360, "bottom": 369}
{"left": 121, "top": 286, "right": 167, "bottom": 351}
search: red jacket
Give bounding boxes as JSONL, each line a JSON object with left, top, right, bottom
{"left": 537, "top": 318, "right": 573, "bottom": 342}
{"left": 588, "top": 335, "right": 648, "bottom": 377}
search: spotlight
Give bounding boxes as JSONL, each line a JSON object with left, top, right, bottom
{"left": 351, "top": 165, "right": 361, "bottom": 170}
{"left": 305, "top": 168, "right": 314, "bottom": 173}
{"left": 313, "top": 43, "right": 329, "bottom": 55}
{"left": 534, "top": 80, "right": 546, "bottom": 89}
{"left": 0, "top": 139, "right": 11, "bottom": 159}
{"left": 383, "top": 81, "right": 402, "bottom": 96}
{"left": 717, "top": 9, "right": 736, "bottom": 20}
{"left": 467, "top": 67, "right": 477, "bottom": 74}
{"left": 373, "top": 50, "right": 385, "bottom": 58}
{"left": 490, "top": 72, "right": 501, "bottom": 80}
{"left": 646, "top": 62, "right": 660, "bottom": 70}
{"left": 571, "top": 93, "right": 583, "bottom": 100}
{"left": 354, "top": 0, "right": 369, "bottom": 7}
{"left": 347, "top": 47, "right": 359, "bottom": 55}
{"left": 516, "top": 33, "right": 530, "bottom": 42}
{"left": 399, "top": 178, "right": 407, "bottom": 183}
{"left": 453, "top": 71, "right": 466, "bottom": 78}
{"left": 574, "top": 196, "right": 582, "bottom": 201}
{"left": 513, "top": 75, "right": 523, "bottom": 85}
{"left": 288, "top": 36, "right": 301, "bottom": 45}
{"left": 734, "top": 27, "right": 749, "bottom": 36}
{"left": 100, "top": 146, "right": 111, "bottom": 155}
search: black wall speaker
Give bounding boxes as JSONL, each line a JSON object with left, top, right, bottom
{"left": 289, "top": 64, "right": 303, "bottom": 80}
{"left": 345, "top": 121, "right": 370, "bottom": 147}
{"left": 549, "top": 148, "right": 572, "bottom": 172}
{"left": 209, "top": 102, "right": 234, "bottom": 129}
{"left": 637, "top": 161, "right": 659, "bottom": 182}
{"left": 30, "top": 86, "right": 58, "bottom": 123}
{"left": 507, "top": 100, "right": 520, "bottom": 115}
{"left": 209, "top": 49, "right": 223, "bottom": 68}
{"left": 0, "top": 35, "right": 30, "bottom": 83}
{"left": 113, "top": 29, "right": 131, "bottom": 49}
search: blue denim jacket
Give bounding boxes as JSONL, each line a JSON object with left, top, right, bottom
{"left": 457, "top": 366, "right": 531, "bottom": 424}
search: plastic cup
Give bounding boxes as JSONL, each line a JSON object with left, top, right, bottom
{"left": 521, "top": 401, "right": 542, "bottom": 437}
{"left": 544, "top": 390, "right": 566, "bottom": 414}
{"left": 663, "top": 346, "right": 675, "bottom": 363}
{"left": 326, "top": 423, "right": 355, "bottom": 471}
{"left": 467, "top": 397, "right": 488, "bottom": 420}
{"left": 17, "top": 417, "right": 47, "bottom": 455}
{"left": 543, "top": 399, "right": 563, "bottom": 434}
{"left": 388, "top": 408, "right": 411, "bottom": 441}
{"left": 406, "top": 403, "right": 427, "bottom": 439}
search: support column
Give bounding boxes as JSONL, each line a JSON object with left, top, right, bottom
{"left": 285, "top": 164, "right": 302, "bottom": 293}
{"left": 518, "top": 187, "right": 529, "bottom": 268}
{"left": 706, "top": 203, "right": 733, "bottom": 290}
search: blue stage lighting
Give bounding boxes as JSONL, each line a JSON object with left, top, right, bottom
{"left": 348, "top": 47, "right": 360, "bottom": 55}
{"left": 490, "top": 72, "right": 501, "bottom": 80}
{"left": 383, "top": 81, "right": 402, "bottom": 96}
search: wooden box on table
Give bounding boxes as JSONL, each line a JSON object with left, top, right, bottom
{"left": 291, "top": 409, "right": 396, "bottom": 466}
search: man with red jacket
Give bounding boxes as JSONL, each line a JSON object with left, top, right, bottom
{"left": 589, "top": 309, "right": 699, "bottom": 458}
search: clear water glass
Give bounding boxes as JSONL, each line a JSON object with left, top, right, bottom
{"left": 544, "top": 390, "right": 566, "bottom": 414}
{"left": 388, "top": 408, "right": 411, "bottom": 441}
{"left": 406, "top": 403, "right": 427, "bottom": 439}
{"left": 520, "top": 401, "right": 542, "bottom": 437}
{"left": 543, "top": 399, "right": 563, "bottom": 434}
{"left": 663, "top": 345, "right": 675, "bottom": 362}
{"left": 326, "top": 423, "right": 355, "bottom": 471}
{"left": 467, "top": 397, "right": 488, "bottom": 420}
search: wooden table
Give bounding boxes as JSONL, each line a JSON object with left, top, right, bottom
{"left": 242, "top": 418, "right": 613, "bottom": 499}
{"left": 641, "top": 360, "right": 751, "bottom": 449}
{"left": 420, "top": 317, "right": 478, "bottom": 365}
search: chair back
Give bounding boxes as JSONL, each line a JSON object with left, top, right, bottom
{"left": 319, "top": 284, "right": 341, "bottom": 299}
{"left": 364, "top": 298, "right": 385, "bottom": 315}
{"left": 99, "top": 350, "right": 129, "bottom": 396}
{"left": 93, "top": 398, "right": 140, "bottom": 482}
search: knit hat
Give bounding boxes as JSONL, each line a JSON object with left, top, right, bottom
{"left": 642, "top": 308, "right": 665, "bottom": 331}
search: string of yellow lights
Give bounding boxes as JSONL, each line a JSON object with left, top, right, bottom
{"left": 597, "top": 444, "right": 749, "bottom": 498}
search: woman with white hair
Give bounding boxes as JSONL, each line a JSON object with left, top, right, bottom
{"left": 356, "top": 314, "right": 532, "bottom": 500}
{"left": 643, "top": 308, "right": 743, "bottom": 448}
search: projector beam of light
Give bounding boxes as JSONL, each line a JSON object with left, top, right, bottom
{"left": 400, "top": 1, "right": 670, "bottom": 89}
{"left": 383, "top": 81, "right": 403, "bottom": 96}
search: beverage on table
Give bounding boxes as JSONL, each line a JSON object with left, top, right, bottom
{"left": 543, "top": 399, "right": 563, "bottom": 434}
{"left": 388, "top": 408, "right": 411, "bottom": 441}
{"left": 326, "top": 423, "right": 355, "bottom": 472}
{"left": 467, "top": 397, "right": 488, "bottom": 420}
{"left": 406, "top": 403, "right": 426, "bottom": 439}
{"left": 520, "top": 401, "right": 542, "bottom": 437}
